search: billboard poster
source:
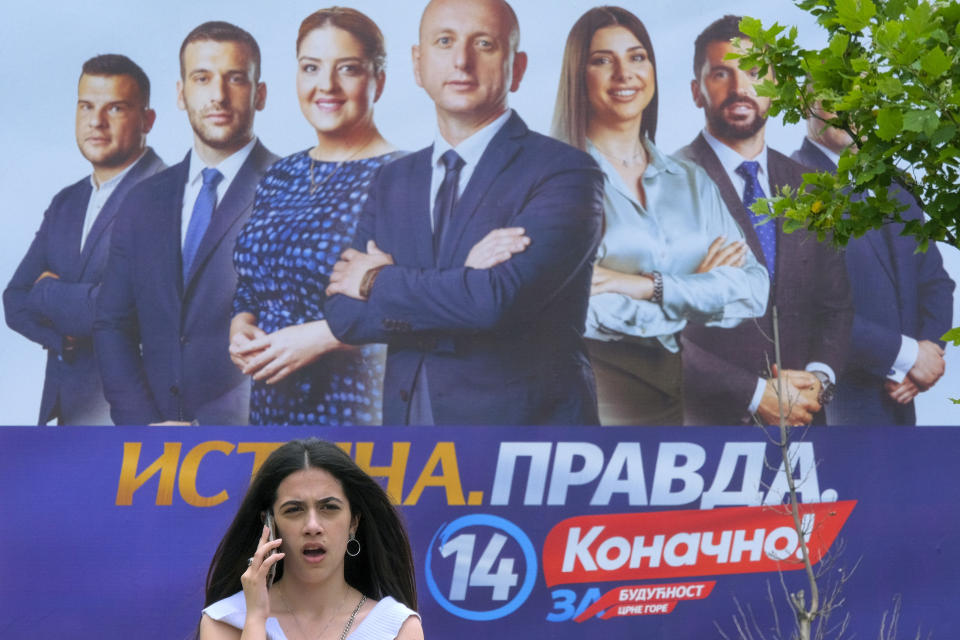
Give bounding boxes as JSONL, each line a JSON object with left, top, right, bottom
{"left": 1, "top": 426, "right": 958, "bottom": 638}
{"left": 0, "top": 0, "right": 958, "bottom": 425}
{"left": 0, "top": 2, "right": 958, "bottom": 638}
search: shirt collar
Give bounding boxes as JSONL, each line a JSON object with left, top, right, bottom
{"left": 431, "top": 109, "right": 512, "bottom": 169}
{"left": 89, "top": 148, "right": 147, "bottom": 191}
{"left": 701, "top": 127, "right": 769, "bottom": 177}
{"left": 806, "top": 137, "right": 842, "bottom": 167}
{"left": 642, "top": 137, "right": 684, "bottom": 177}
{"left": 187, "top": 137, "right": 257, "bottom": 186}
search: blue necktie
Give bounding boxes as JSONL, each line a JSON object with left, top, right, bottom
{"left": 434, "top": 150, "right": 465, "bottom": 254}
{"left": 182, "top": 167, "right": 223, "bottom": 279}
{"left": 735, "top": 161, "right": 776, "bottom": 280}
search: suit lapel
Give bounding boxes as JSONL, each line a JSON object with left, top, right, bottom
{"left": 184, "top": 142, "right": 266, "bottom": 289}
{"left": 797, "top": 140, "right": 896, "bottom": 284}
{"left": 689, "top": 134, "right": 768, "bottom": 266}
{"left": 161, "top": 154, "right": 192, "bottom": 299}
{"left": 78, "top": 148, "right": 164, "bottom": 274}
{"left": 409, "top": 148, "right": 436, "bottom": 267}
{"left": 59, "top": 182, "right": 92, "bottom": 281}
{"left": 438, "top": 113, "right": 524, "bottom": 266}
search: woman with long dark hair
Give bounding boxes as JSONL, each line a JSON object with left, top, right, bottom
{"left": 229, "top": 7, "right": 399, "bottom": 425}
{"left": 199, "top": 438, "right": 421, "bottom": 639}
{"left": 552, "top": 6, "right": 768, "bottom": 425}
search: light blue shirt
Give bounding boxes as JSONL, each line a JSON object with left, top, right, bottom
{"left": 585, "top": 137, "right": 769, "bottom": 353}
{"left": 180, "top": 137, "right": 258, "bottom": 247}
{"left": 428, "top": 108, "right": 512, "bottom": 229}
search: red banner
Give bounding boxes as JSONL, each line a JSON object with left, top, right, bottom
{"left": 543, "top": 501, "right": 856, "bottom": 587}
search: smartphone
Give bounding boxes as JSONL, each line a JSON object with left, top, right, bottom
{"left": 263, "top": 511, "right": 278, "bottom": 588}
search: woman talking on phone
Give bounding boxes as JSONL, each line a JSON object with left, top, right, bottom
{"left": 551, "top": 6, "right": 768, "bottom": 425}
{"left": 198, "top": 438, "right": 422, "bottom": 640}
{"left": 230, "top": 7, "right": 399, "bottom": 425}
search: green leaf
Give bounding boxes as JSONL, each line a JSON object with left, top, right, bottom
{"left": 876, "top": 107, "right": 903, "bottom": 140}
{"left": 931, "top": 124, "right": 957, "bottom": 147}
{"left": 829, "top": 32, "right": 850, "bottom": 57}
{"left": 835, "top": 0, "right": 877, "bottom": 31}
{"left": 878, "top": 76, "right": 903, "bottom": 96}
{"left": 903, "top": 109, "right": 939, "bottom": 136}
{"left": 739, "top": 16, "right": 763, "bottom": 39}
{"left": 943, "top": 327, "right": 960, "bottom": 346}
{"left": 920, "top": 46, "right": 951, "bottom": 78}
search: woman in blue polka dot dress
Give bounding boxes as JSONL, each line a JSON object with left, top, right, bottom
{"left": 229, "top": 8, "right": 399, "bottom": 425}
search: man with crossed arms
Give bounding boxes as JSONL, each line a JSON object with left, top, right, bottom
{"left": 324, "top": 0, "right": 605, "bottom": 425}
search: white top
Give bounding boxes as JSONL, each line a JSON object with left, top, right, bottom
{"left": 202, "top": 592, "right": 419, "bottom": 640}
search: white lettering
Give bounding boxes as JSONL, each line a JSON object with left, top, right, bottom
{"left": 490, "top": 442, "right": 552, "bottom": 505}
{"left": 701, "top": 442, "right": 766, "bottom": 509}
{"left": 561, "top": 525, "right": 605, "bottom": 572}
{"left": 548, "top": 442, "right": 604, "bottom": 505}
{"left": 590, "top": 442, "right": 647, "bottom": 506}
{"left": 663, "top": 533, "right": 701, "bottom": 567}
{"left": 730, "top": 528, "right": 765, "bottom": 562}
{"left": 650, "top": 443, "right": 706, "bottom": 505}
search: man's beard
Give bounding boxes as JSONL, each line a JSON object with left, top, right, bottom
{"left": 706, "top": 95, "right": 767, "bottom": 140}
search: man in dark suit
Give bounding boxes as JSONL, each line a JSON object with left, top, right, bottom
{"left": 676, "top": 15, "right": 853, "bottom": 426}
{"left": 4, "top": 55, "right": 165, "bottom": 425}
{"left": 792, "top": 112, "right": 954, "bottom": 424}
{"left": 95, "top": 22, "right": 277, "bottom": 425}
{"left": 325, "top": 0, "right": 604, "bottom": 425}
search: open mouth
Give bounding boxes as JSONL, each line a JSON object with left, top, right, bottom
{"left": 302, "top": 544, "right": 327, "bottom": 562}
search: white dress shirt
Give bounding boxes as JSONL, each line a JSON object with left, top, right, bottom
{"left": 428, "top": 109, "right": 512, "bottom": 228}
{"left": 180, "top": 137, "right": 257, "bottom": 247}
{"left": 81, "top": 149, "right": 146, "bottom": 251}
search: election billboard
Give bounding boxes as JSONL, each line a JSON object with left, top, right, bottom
{"left": 2, "top": 427, "right": 956, "bottom": 638}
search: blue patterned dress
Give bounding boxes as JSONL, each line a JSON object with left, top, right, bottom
{"left": 233, "top": 150, "right": 399, "bottom": 425}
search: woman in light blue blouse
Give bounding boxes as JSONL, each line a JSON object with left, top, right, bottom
{"left": 552, "top": 6, "right": 769, "bottom": 425}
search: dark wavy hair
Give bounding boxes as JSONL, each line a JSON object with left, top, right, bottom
{"left": 203, "top": 438, "right": 417, "bottom": 610}
{"left": 551, "top": 6, "right": 659, "bottom": 149}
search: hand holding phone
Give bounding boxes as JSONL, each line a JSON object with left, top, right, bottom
{"left": 240, "top": 521, "right": 284, "bottom": 624}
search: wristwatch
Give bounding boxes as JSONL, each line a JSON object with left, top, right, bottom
{"left": 810, "top": 370, "right": 835, "bottom": 406}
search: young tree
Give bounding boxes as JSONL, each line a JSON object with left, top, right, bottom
{"left": 734, "top": 0, "right": 960, "bottom": 348}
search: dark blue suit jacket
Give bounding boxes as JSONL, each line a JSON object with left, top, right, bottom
{"left": 326, "top": 113, "right": 604, "bottom": 425}
{"left": 4, "top": 149, "right": 165, "bottom": 424}
{"left": 94, "top": 141, "right": 277, "bottom": 425}
{"left": 677, "top": 134, "right": 854, "bottom": 425}
{"left": 792, "top": 138, "right": 954, "bottom": 424}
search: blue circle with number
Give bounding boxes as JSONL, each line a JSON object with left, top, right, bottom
{"left": 425, "top": 514, "right": 538, "bottom": 621}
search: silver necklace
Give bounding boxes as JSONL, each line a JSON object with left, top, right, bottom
{"left": 308, "top": 135, "right": 376, "bottom": 195}
{"left": 593, "top": 142, "right": 646, "bottom": 168}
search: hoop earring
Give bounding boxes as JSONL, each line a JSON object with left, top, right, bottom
{"left": 346, "top": 535, "right": 361, "bottom": 557}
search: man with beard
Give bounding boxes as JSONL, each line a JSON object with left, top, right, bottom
{"left": 4, "top": 55, "right": 165, "bottom": 425}
{"left": 676, "top": 14, "right": 853, "bottom": 426}
{"left": 95, "top": 22, "right": 278, "bottom": 425}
